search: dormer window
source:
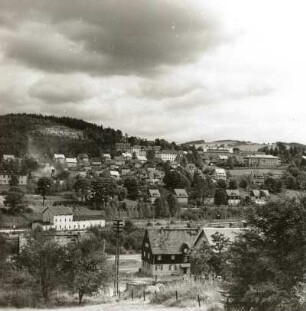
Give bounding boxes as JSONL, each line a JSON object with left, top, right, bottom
{"left": 157, "top": 255, "right": 162, "bottom": 261}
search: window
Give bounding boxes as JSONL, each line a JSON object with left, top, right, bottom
{"left": 145, "top": 242, "right": 149, "bottom": 247}
{"left": 156, "top": 264, "right": 163, "bottom": 271}
{"left": 148, "top": 253, "right": 150, "bottom": 259}
{"left": 143, "top": 251, "right": 146, "bottom": 257}
{"left": 171, "top": 255, "right": 175, "bottom": 260}
{"left": 157, "top": 255, "right": 162, "bottom": 261}
{"left": 169, "top": 264, "right": 176, "bottom": 271}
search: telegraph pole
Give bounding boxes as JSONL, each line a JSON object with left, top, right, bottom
{"left": 113, "top": 218, "right": 123, "bottom": 295}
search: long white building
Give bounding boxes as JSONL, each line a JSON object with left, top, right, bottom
{"left": 32, "top": 206, "right": 105, "bottom": 231}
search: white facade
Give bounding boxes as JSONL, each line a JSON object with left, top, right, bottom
{"left": 214, "top": 168, "right": 227, "bottom": 180}
{"left": 0, "top": 174, "right": 27, "bottom": 185}
{"left": 156, "top": 151, "right": 177, "bottom": 162}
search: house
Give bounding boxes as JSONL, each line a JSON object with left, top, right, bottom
{"left": 102, "top": 154, "right": 111, "bottom": 162}
{"left": 114, "top": 156, "right": 125, "bottom": 166}
{"left": 110, "top": 170, "right": 120, "bottom": 180}
{"left": 0, "top": 174, "right": 27, "bottom": 186}
{"left": 141, "top": 228, "right": 198, "bottom": 277}
{"left": 91, "top": 157, "right": 102, "bottom": 167}
{"left": 53, "top": 154, "right": 66, "bottom": 164}
{"left": 32, "top": 206, "right": 105, "bottom": 231}
{"left": 226, "top": 190, "right": 241, "bottom": 206}
{"left": 122, "top": 152, "right": 132, "bottom": 161}
{"left": 251, "top": 189, "right": 269, "bottom": 205}
{"left": 148, "top": 189, "right": 161, "bottom": 203}
{"left": 193, "top": 227, "right": 242, "bottom": 250}
{"left": 116, "top": 142, "right": 131, "bottom": 152}
{"left": 120, "top": 165, "right": 131, "bottom": 175}
{"left": 174, "top": 189, "right": 189, "bottom": 205}
{"left": 137, "top": 155, "right": 147, "bottom": 164}
{"left": 77, "top": 154, "right": 90, "bottom": 166}
{"left": 213, "top": 168, "right": 227, "bottom": 180}
{"left": 250, "top": 170, "right": 265, "bottom": 185}
{"left": 3, "top": 154, "right": 15, "bottom": 161}
{"left": 66, "top": 158, "right": 78, "bottom": 168}
{"left": 156, "top": 150, "right": 178, "bottom": 162}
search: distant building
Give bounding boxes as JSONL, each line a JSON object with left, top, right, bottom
{"left": 250, "top": 170, "right": 265, "bottom": 185}
{"left": 235, "top": 144, "right": 266, "bottom": 154}
{"left": 251, "top": 190, "right": 269, "bottom": 205}
{"left": 204, "top": 148, "right": 232, "bottom": 160}
{"left": 0, "top": 174, "right": 27, "bottom": 186}
{"left": 110, "top": 170, "right": 120, "bottom": 180}
{"left": 66, "top": 158, "right": 78, "bottom": 168}
{"left": 244, "top": 155, "right": 280, "bottom": 167}
{"left": 148, "top": 189, "right": 161, "bottom": 203}
{"left": 174, "top": 189, "right": 189, "bottom": 205}
{"left": 213, "top": 168, "right": 227, "bottom": 180}
{"left": 193, "top": 227, "right": 242, "bottom": 249}
{"left": 226, "top": 190, "right": 241, "bottom": 206}
{"left": 53, "top": 154, "right": 66, "bottom": 164}
{"left": 156, "top": 150, "right": 178, "bottom": 162}
{"left": 32, "top": 206, "right": 105, "bottom": 231}
{"left": 3, "top": 154, "right": 15, "bottom": 161}
{"left": 77, "top": 154, "right": 90, "bottom": 166}
{"left": 116, "top": 142, "right": 131, "bottom": 152}
{"left": 137, "top": 155, "right": 147, "bottom": 164}
{"left": 141, "top": 228, "right": 198, "bottom": 277}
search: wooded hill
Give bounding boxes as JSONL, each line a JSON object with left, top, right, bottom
{"left": 0, "top": 114, "right": 125, "bottom": 158}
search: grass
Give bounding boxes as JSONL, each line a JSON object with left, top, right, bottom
{"left": 150, "top": 279, "right": 224, "bottom": 310}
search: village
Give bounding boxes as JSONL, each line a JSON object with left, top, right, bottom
{"left": 1, "top": 135, "right": 306, "bottom": 310}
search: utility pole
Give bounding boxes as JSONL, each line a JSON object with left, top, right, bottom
{"left": 113, "top": 218, "right": 123, "bottom": 295}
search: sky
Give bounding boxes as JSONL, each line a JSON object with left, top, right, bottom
{"left": 1, "top": 0, "right": 306, "bottom": 144}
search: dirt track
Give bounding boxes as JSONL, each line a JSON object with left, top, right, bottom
{"left": 4, "top": 300, "right": 213, "bottom": 311}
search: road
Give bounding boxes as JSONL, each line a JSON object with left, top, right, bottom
{"left": 4, "top": 300, "right": 214, "bottom": 311}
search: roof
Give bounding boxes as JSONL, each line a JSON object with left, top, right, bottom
{"left": 226, "top": 190, "right": 240, "bottom": 196}
{"left": 245, "top": 155, "right": 279, "bottom": 159}
{"left": 53, "top": 154, "right": 65, "bottom": 159}
{"left": 252, "top": 189, "right": 269, "bottom": 197}
{"left": 43, "top": 206, "right": 73, "bottom": 216}
{"left": 73, "top": 214, "right": 104, "bottom": 221}
{"left": 110, "top": 170, "right": 120, "bottom": 176}
{"left": 137, "top": 156, "right": 147, "bottom": 161}
{"left": 174, "top": 189, "right": 188, "bottom": 198}
{"left": 146, "top": 228, "right": 198, "bottom": 255}
{"left": 215, "top": 168, "right": 226, "bottom": 174}
{"left": 66, "top": 158, "right": 77, "bottom": 163}
{"left": 195, "top": 227, "right": 242, "bottom": 247}
{"left": 149, "top": 189, "right": 160, "bottom": 196}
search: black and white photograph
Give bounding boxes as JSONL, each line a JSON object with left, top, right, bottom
{"left": 0, "top": 1, "right": 306, "bottom": 310}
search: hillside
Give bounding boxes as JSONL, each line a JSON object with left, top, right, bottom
{"left": 0, "top": 114, "right": 124, "bottom": 158}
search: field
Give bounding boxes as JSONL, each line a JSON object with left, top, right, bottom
{"left": 229, "top": 167, "right": 286, "bottom": 178}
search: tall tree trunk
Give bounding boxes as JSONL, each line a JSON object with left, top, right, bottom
{"left": 78, "top": 291, "right": 84, "bottom": 305}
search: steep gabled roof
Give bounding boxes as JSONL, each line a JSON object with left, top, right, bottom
{"left": 146, "top": 228, "right": 198, "bottom": 255}
{"left": 174, "top": 189, "right": 188, "bottom": 198}
{"left": 226, "top": 189, "right": 240, "bottom": 196}
{"left": 43, "top": 206, "right": 73, "bottom": 216}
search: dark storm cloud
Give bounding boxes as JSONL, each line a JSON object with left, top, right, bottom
{"left": 0, "top": 0, "right": 222, "bottom": 76}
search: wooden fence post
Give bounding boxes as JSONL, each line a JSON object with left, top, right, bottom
{"left": 143, "top": 289, "right": 146, "bottom": 301}
{"left": 175, "top": 290, "right": 178, "bottom": 301}
{"left": 132, "top": 290, "right": 133, "bottom": 301}
{"left": 197, "top": 294, "right": 201, "bottom": 308}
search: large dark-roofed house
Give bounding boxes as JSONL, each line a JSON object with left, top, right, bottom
{"left": 141, "top": 228, "right": 199, "bottom": 277}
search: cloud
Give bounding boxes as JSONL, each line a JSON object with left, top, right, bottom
{"left": 29, "top": 74, "right": 99, "bottom": 104}
{"left": 0, "top": 0, "right": 223, "bottom": 76}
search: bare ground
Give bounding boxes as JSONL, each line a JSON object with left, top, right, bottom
{"left": 3, "top": 299, "right": 216, "bottom": 311}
